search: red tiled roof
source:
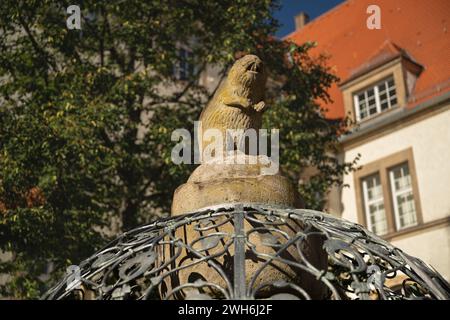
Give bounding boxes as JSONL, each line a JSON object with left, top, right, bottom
{"left": 343, "top": 40, "right": 418, "bottom": 84}
{"left": 286, "top": 0, "right": 450, "bottom": 119}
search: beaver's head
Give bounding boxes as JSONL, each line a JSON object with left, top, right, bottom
{"left": 227, "top": 54, "right": 267, "bottom": 102}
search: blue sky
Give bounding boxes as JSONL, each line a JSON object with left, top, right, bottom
{"left": 274, "top": 0, "right": 345, "bottom": 38}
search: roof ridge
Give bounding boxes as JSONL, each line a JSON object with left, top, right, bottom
{"left": 344, "top": 40, "right": 423, "bottom": 82}
{"left": 374, "top": 40, "right": 422, "bottom": 66}
{"left": 368, "top": 39, "right": 402, "bottom": 59}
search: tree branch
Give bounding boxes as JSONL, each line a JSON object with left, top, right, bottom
{"left": 17, "top": 13, "right": 57, "bottom": 72}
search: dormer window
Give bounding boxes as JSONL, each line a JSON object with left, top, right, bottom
{"left": 338, "top": 41, "right": 423, "bottom": 124}
{"left": 353, "top": 76, "right": 397, "bottom": 121}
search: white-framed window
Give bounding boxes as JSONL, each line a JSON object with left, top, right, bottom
{"left": 389, "top": 163, "right": 418, "bottom": 230}
{"left": 362, "top": 173, "right": 388, "bottom": 236}
{"left": 354, "top": 76, "right": 397, "bottom": 121}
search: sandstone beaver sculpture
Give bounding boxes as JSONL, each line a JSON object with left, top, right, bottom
{"left": 162, "top": 55, "right": 329, "bottom": 300}
{"left": 198, "top": 54, "right": 268, "bottom": 157}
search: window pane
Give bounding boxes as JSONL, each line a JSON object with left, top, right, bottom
{"left": 369, "top": 202, "right": 388, "bottom": 235}
{"left": 381, "top": 101, "right": 389, "bottom": 110}
{"left": 387, "top": 79, "right": 395, "bottom": 88}
{"left": 354, "top": 76, "right": 396, "bottom": 120}
{"left": 397, "top": 192, "right": 417, "bottom": 227}
{"left": 368, "top": 100, "right": 377, "bottom": 114}
{"left": 390, "top": 163, "right": 417, "bottom": 230}
{"left": 358, "top": 99, "right": 368, "bottom": 119}
{"left": 368, "top": 176, "right": 382, "bottom": 199}
{"left": 388, "top": 79, "right": 397, "bottom": 106}
{"left": 390, "top": 96, "right": 397, "bottom": 106}
{"left": 360, "top": 111, "right": 367, "bottom": 119}
{"left": 175, "top": 48, "right": 192, "bottom": 80}
{"left": 362, "top": 174, "right": 387, "bottom": 235}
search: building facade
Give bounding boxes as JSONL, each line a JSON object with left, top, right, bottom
{"left": 287, "top": 0, "right": 450, "bottom": 280}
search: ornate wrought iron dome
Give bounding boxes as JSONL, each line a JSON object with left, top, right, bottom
{"left": 42, "top": 203, "right": 450, "bottom": 300}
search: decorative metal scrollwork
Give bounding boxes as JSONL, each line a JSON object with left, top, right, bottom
{"left": 42, "top": 203, "right": 450, "bottom": 300}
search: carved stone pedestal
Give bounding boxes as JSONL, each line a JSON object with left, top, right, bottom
{"left": 172, "top": 154, "right": 302, "bottom": 215}
{"left": 164, "top": 154, "right": 327, "bottom": 299}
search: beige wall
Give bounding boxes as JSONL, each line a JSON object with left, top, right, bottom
{"left": 336, "top": 104, "right": 450, "bottom": 279}
{"left": 390, "top": 224, "right": 450, "bottom": 279}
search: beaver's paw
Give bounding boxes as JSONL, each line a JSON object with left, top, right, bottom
{"left": 223, "top": 96, "right": 251, "bottom": 109}
{"left": 253, "top": 101, "right": 267, "bottom": 112}
{"left": 241, "top": 97, "right": 252, "bottom": 108}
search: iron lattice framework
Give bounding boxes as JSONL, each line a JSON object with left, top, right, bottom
{"left": 43, "top": 203, "right": 450, "bottom": 300}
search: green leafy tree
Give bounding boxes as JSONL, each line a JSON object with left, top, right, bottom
{"left": 0, "top": 1, "right": 357, "bottom": 298}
